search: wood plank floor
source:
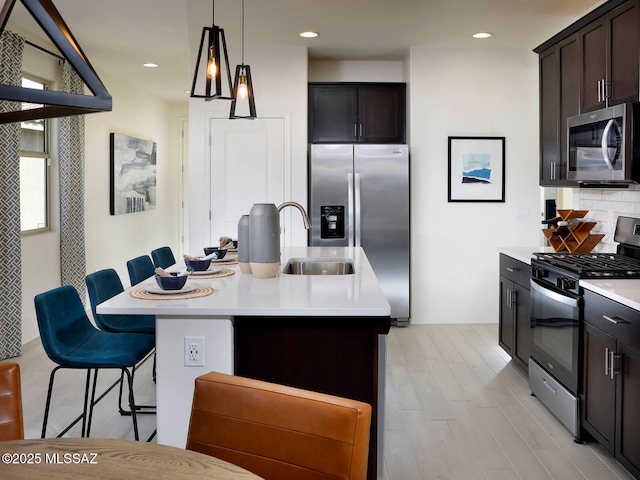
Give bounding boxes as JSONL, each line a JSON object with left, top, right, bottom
{"left": 5, "top": 323, "right": 635, "bottom": 480}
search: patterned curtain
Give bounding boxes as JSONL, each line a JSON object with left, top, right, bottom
{"left": 0, "top": 31, "right": 24, "bottom": 360}
{"left": 59, "top": 63, "right": 86, "bottom": 303}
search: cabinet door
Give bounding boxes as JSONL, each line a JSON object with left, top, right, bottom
{"left": 608, "top": 0, "right": 640, "bottom": 106}
{"left": 616, "top": 341, "right": 640, "bottom": 478}
{"left": 582, "top": 321, "right": 616, "bottom": 453}
{"left": 580, "top": 19, "right": 607, "bottom": 112}
{"left": 513, "top": 282, "right": 531, "bottom": 371}
{"left": 499, "top": 276, "right": 514, "bottom": 356}
{"left": 539, "top": 35, "right": 579, "bottom": 186}
{"left": 540, "top": 46, "right": 560, "bottom": 184}
{"left": 358, "top": 85, "right": 406, "bottom": 143}
{"left": 309, "top": 86, "right": 358, "bottom": 143}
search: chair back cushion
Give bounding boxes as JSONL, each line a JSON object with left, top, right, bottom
{"left": 187, "top": 372, "right": 371, "bottom": 480}
{"left": 151, "top": 246, "right": 176, "bottom": 269}
{"left": 126, "top": 255, "right": 155, "bottom": 286}
{"left": 34, "top": 285, "right": 96, "bottom": 364}
{"left": 0, "top": 362, "right": 23, "bottom": 441}
{"left": 86, "top": 269, "right": 124, "bottom": 328}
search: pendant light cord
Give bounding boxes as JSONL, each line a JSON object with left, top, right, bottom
{"left": 241, "top": 0, "right": 245, "bottom": 64}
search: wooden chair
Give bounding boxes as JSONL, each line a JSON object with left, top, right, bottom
{"left": 0, "top": 362, "right": 24, "bottom": 441}
{"left": 186, "top": 371, "right": 371, "bottom": 480}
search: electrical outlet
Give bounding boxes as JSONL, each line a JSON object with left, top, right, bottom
{"left": 184, "top": 336, "right": 205, "bottom": 367}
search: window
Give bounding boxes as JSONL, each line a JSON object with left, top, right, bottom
{"left": 20, "top": 77, "right": 50, "bottom": 233}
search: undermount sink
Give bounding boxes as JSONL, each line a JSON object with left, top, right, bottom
{"left": 282, "top": 257, "right": 355, "bottom": 275}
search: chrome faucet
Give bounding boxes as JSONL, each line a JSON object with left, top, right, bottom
{"left": 277, "top": 201, "right": 311, "bottom": 229}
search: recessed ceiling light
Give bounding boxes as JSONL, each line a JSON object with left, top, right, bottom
{"left": 143, "top": 63, "right": 159, "bottom": 68}
{"left": 473, "top": 32, "right": 492, "bottom": 39}
{"left": 300, "top": 31, "right": 319, "bottom": 38}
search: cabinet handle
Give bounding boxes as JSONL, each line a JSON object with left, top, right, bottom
{"left": 506, "top": 288, "right": 511, "bottom": 308}
{"left": 597, "top": 80, "right": 601, "bottom": 103}
{"left": 605, "top": 347, "right": 610, "bottom": 376}
{"left": 603, "top": 80, "right": 609, "bottom": 102}
{"left": 506, "top": 267, "right": 519, "bottom": 273}
{"left": 603, "top": 315, "right": 627, "bottom": 325}
{"left": 354, "top": 124, "right": 357, "bottom": 137}
{"left": 359, "top": 124, "right": 363, "bottom": 137}
{"left": 551, "top": 162, "right": 556, "bottom": 180}
{"left": 610, "top": 350, "right": 616, "bottom": 380}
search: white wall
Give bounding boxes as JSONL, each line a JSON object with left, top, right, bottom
{"left": 409, "top": 46, "right": 541, "bottom": 324}
{"left": 309, "top": 60, "right": 407, "bottom": 83}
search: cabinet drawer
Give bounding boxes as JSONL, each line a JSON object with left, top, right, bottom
{"left": 584, "top": 289, "right": 640, "bottom": 349}
{"left": 499, "top": 254, "right": 531, "bottom": 286}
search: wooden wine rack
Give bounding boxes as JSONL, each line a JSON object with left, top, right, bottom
{"left": 542, "top": 209, "right": 605, "bottom": 253}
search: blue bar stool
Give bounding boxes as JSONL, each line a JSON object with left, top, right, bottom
{"left": 35, "top": 285, "right": 155, "bottom": 440}
{"left": 86, "top": 268, "right": 157, "bottom": 386}
{"left": 151, "top": 246, "right": 176, "bottom": 269}
{"left": 127, "top": 255, "right": 156, "bottom": 286}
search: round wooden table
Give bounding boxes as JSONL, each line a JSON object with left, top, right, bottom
{"left": 0, "top": 438, "right": 264, "bottom": 480}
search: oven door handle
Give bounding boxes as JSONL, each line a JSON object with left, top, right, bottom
{"left": 530, "top": 279, "right": 580, "bottom": 308}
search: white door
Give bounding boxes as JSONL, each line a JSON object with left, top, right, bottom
{"left": 209, "top": 118, "right": 287, "bottom": 248}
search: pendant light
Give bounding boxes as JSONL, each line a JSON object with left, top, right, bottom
{"left": 191, "top": 0, "right": 233, "bottom": 100}
{"left": 229, "top": 0, "right": 256, "bottom": 119}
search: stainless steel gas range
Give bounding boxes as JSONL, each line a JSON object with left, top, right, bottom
{"left": 529, "top": 216, "right": 640, "bottom": 440}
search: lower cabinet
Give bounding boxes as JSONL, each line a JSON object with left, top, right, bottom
{"left": 583, "top": 289, "right": 640, "bottom": 478}
{"left": 499, "top": 254, "right": 531, "bottom": 371}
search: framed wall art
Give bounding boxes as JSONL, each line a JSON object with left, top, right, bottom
{"left": 110, "top": 133, "right": 157, "bottom": 215}
{"left": 448, "top": 136, "right": 505, "bottom": 203}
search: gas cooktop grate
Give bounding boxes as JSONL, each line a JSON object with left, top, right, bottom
{"left": 533, "top": 252, "right": 640, "bottom": 277}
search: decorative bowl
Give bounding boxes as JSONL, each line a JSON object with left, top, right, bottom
{"left": 203, "top": 247, "right": 227, "bottom": 259}
{"left": 155, "top": 273, "right": 188, "bottom": 290}
{"left": 185, "top": 258, "right": 212, "bottom": 271}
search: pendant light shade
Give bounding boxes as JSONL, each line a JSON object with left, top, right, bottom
{"left": 229, "top": 0, "right": 256, "bottom": 119}
{"left": 191, "top": 1, "right": 232, "bottom": 100}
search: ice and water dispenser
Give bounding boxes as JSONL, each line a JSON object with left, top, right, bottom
{"left": 320, "top": 206, "right": 345, "bottom": 239}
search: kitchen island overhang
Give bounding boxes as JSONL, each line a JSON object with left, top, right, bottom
{"left": 97, "top": 246, "right": 390, "bottom": 480}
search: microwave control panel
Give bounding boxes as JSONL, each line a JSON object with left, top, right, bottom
{"left": 320, "top": 205, "right": 345, "bottom": 239}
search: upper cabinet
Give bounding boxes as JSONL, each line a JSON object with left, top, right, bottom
{"left": 539, "top": 35, "right": 580, "bottom": 185}
{"left": 580, "top": 0, "right": 640, "bottom": 112}
{"left": 308, "top": 83, "right": 406, "bottom": 144}
{"left": 535, "top": 0, "right": 640, "bottom": 187}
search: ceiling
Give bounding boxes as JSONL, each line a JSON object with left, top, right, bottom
{"left": 5, "top": 0, "right": 605, "bottom": 102}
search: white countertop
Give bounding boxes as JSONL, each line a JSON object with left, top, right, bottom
{"left": 97, "top": 246, "right": 391, "bottom": 317}
{"left": 580, "top": 278, "right": 640, "bottom": 311}
{"left": 497, "top": 246, "right": 555, "bottom": 265}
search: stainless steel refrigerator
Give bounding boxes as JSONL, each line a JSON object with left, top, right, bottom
{"left": 309, "top": 144, "right": 410, "bottom": 325}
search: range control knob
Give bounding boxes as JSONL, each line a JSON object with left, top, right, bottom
{"left": 558, "top": 277, "right": 576, "bottom": 291}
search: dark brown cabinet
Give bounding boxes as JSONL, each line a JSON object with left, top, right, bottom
{"left": 536, "top": 0, "right": 640, "bottom": 187}
{"left": 579, "top": 0, "right": 640, "bottom": 112}
{"left": 539, "top": 34, "right": 580, "bottom": 186}
{"left": 308, "top": 83, "right": 406, "bottom": 143}
{"left": 582, "top": 289, "right": 640, "bottom": 478}
{"left": 499, "top": 254, "right": 531, "bottom": 371}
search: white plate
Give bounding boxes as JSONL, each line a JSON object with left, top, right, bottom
{"left": 190, "top": 268, "right": 222, "bottom": 276}
{"left": 144, "top": 285, "right": 199, "bottom": 295}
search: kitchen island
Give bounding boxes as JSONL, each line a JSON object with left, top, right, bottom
{"left": 97, "top": 246, "right": 390, "bottom": 480}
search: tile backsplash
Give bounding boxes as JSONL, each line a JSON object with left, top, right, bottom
{"left": 576, "top": 186, "right": 640, "bottom": 251}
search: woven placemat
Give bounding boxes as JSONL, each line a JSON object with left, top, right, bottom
{"left": 130, "top": 286, "right": 215, "bottom": 301}
{"left": 211, "top": 257, "right": 238, "bottom": 265}
{"left": 189, "top": 268, "right": 235, "bottom": 280}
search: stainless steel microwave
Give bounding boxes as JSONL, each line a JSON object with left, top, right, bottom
{"left": 567, "top": 103, "right": 640, "bottom": 185}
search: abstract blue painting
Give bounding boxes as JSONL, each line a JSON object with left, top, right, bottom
{"left": 448, "top": 137, "right": 505, "bottom": 202}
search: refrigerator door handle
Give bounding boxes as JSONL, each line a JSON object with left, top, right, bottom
{"left": 354, "top": 172, "right": 362, "bottom": 247}
{"left": 347, "top": 172, "right": 355, "bottom": 245}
